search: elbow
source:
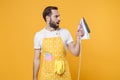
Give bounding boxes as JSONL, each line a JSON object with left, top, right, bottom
{"left": 73, "top": 52, "right": 80, "bottom": 57}
{"left": 75, "top": 54, "right": 80, "bottom": 57}
{"left": 70, "top": 48, "right": 81, "bottom": 57}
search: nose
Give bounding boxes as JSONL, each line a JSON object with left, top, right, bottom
{"left": 58, "top": 17, "right": 60, "bottom": 22}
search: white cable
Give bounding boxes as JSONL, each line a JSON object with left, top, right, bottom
{"left": 78, "top": 40, "right": 82, "bottom": 80}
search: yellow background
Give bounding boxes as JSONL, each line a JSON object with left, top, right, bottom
{"left": 0, "top": 0, "right": 120, "bottom": 80}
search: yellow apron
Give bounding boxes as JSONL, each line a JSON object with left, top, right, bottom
{"left": 39, "top": 33, "right": 72, "bottom": 80}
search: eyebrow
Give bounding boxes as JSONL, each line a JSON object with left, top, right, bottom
{"left": 55, "top": 14, "right": 60, "bottom": 17}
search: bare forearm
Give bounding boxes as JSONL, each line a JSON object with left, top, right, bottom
{"left": 73, "top": 38, "right": 81, "bottom": 56}
{"left": 72, "top": 25, "right": 83, "bottom": 56}
{"left": 75, "top": 38, "right": 81, "bottom": 56}
{"left": 33, "top": 58, "right": 40, "bottom": 80}
{"left": 68, "top": 38, "right": 81, "bottom": 56}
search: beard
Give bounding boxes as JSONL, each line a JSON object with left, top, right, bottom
{"left": 49, "top": 18, "right": 59, "bottom": 30}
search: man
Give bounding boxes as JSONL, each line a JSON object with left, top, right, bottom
{"left": 33, "top": 6, "right": 84, "bottom": 80}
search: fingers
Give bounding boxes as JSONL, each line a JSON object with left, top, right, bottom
{"left": 79, "top": 28, "right": 84, "bottom": 37}
{"left": 77, "top": 24, "right": 84, "bottom": 38}
{"left": 80, "top": 27, "right": 83, "bottom": 31}
{"left": 77, "top": 30, "right": 84, "bottom": 36}
{"left": 78, "top": 27, "right": 83, "bottom": 32}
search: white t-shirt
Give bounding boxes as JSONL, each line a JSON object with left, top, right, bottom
{"left": 34, "top": 28, "right": 73, "bottom": 51}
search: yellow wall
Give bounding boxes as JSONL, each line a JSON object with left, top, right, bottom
{"left": 0, "top": 0, "right": 120, "bottom": 80}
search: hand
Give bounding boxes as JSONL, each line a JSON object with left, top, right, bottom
{"left": 76, "top": 26, "right": 84, "bottom": 39}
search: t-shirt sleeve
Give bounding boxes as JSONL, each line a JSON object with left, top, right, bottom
{"left": 34, "top": 32, "right": 41, "bottom": 49}
{"left": 65, "top": 30, "right": 74, "bottom": 44}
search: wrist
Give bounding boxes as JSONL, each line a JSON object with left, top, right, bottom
{"left": 76, "top": 36, "right": 81, "bottom": 40}
{"left": 76, "top": 36, "right": 81, "bottom": 43}
{"left": 33, "top": 77, "right": 38, "bottom": 80}
{"left": 33, "top": 78, "right": 37, "bottom": 80}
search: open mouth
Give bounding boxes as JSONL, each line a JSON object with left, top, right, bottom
{"left": 56, "top": 22, "right": 60, "bottom": 24}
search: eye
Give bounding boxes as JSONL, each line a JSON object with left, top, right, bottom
{"left": 55, "top": 15, "right": 60, "bottom": 18}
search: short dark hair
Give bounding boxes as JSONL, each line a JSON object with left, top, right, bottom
{"left": 42, "top": 6, "right": 58, "bottom": 21}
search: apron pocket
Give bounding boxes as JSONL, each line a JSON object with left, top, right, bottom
{"left": 54, "top": 59, "right": 65, "bottom": 75}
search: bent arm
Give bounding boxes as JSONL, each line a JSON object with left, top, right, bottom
{"left": 33, "top": 49, "right": 41, "bottom": 80}
{"left": 67, "top": 38, "right": 81, "bottom": 56}
{"left": 67, "top": 28, "right": 83, "bottom": 57}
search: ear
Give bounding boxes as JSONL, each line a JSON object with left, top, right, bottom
{"left": 46, "top": 16, "right": 50, "bottom": 22}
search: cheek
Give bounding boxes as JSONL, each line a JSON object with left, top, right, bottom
{"left": 52, "top": 18, "right": 56, "bottom": 22}
{"left": 52, "top": 16, "right": 57, "bottom": 21}
{"left": 52, "top": 19, "right": 57, "bottom": 23}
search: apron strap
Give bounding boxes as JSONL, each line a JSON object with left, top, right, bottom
{"left": 78, "top": 40, "right": 82, "bottom": 80}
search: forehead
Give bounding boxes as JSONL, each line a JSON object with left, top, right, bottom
{"left": 51, "top": 10, "right": 60, "bottom": 16}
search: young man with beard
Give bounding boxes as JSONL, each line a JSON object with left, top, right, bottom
{"left": 33, "top": 6, "right": 84, "bottom": 80}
